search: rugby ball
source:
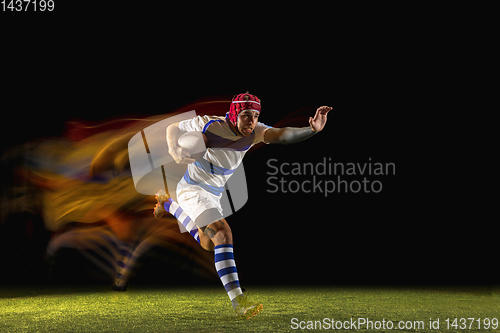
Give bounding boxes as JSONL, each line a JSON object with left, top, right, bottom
{"left": 177, "top": 131, "right": 208, "bottom": 161}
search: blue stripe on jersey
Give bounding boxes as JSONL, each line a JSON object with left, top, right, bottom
{"left": 194, "top": 158, "right": 234, "bottom": 176}
{"left": 183, "top": 170, "right": 224, "bottom": 196}
{"left": 202, "top": 119, "right": 223, "bottom": 134}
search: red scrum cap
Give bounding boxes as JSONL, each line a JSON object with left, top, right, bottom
{"left": 227, "top": 93, "right": 261, "bottom": 126}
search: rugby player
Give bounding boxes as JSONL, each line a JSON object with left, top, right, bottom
{"left": 154, "top": 92, "right": 331, "bottom": 318}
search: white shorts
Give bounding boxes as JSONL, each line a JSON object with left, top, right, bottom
{"left": 176, "top": 177, "right": 223, "bottom": 228}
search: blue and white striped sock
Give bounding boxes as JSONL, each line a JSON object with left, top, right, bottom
{"left": 214, "top": 244, "right": 243, "bottom": 307}
{"left": 164, "top": 198, "right": 200, "bottom": 243}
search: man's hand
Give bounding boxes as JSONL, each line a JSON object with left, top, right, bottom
{"left": 309, "top": 106, "right": 332, "bottom": 132}
{"left": 264, "top": 105, "right": 333, "bottom": 144}
{"left": 169, "top": 146, "right": 196, "bottom": 164}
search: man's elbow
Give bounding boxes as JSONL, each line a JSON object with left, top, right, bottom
{"left": 266, "top": 128, "right": 293, "bottom": 145}
{"left": 166, "top": 122, "right": 179, "bottom": 137}
{"left": 167, "top": 122, "right": 179, "bottom": 132}
{"left": 278, "top": 129, "right": 296, "bottom": 145}
{"left": 277, "top": 136, "right": 293, "bottom": 145}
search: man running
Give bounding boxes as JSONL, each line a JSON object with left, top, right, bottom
{"left": 154, "top": 92, "right": 331, "bottom": 318}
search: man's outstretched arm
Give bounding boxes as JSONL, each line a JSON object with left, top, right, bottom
{"left": 264, "top": 106, "right": 332, "bottom": 145}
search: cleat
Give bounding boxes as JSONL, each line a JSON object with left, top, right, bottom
{"left": 153, "top": 190, "right": 171, "bottom": 219}
{"left": 233, "top": 295, "right": 263, "bottom": 319}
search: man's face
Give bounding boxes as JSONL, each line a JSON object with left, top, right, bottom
{"left": 237, "top": 110, "right": 260, "bottom": 136}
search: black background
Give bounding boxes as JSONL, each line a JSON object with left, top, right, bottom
{"left": 0, "top": 5, "right": 489, "bottom": 287}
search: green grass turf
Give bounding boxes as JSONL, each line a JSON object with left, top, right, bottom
{"left": 1, "top": 285, "right": 498, "bottom": 332}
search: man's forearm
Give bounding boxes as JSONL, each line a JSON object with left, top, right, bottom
{"left": 267, "top": 126, "right": 317, "bottom": 145}
{"left": 166, "top": 122, "right": 196, "bottom": 164}
{"left": 166, "top": 122, "right": 181, "bottom": 151}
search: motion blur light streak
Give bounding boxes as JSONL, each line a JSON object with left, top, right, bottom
{"left": 0, "top": 97, "right": 313, "bottom": 285}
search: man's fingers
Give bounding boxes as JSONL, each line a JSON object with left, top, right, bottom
{"left": 319, "top": 106, "right": 332, "bottom": 115}
{"left": 173, "top": 151, "right": 196, "bottom": 164}
{"left": 317, "top": 106, "right": 332, "bottom": 113}
{"left": 176, "top": 157, "right": 196, "bottom": 164}
{"left": 181, "top": 148, "right": 196, "bottom": 163}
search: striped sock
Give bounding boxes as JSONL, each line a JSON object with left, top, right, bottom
{"left": 114, "top": 241, "right": 133, "bottom": 288}
{"left": 214, "top": 244, "right": 243, "bottom": 308}
{"left": 164, "top": 198, "right": 200, "bottom": 243}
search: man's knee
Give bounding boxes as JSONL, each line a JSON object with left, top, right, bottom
{"left": 198, "top": 228, "right": 215, "bottom": 252}
{"left": 202, "top": 219, "right": 232, "bottom": 245}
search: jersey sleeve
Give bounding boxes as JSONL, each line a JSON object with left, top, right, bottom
{"left": 253, "top": 122, "right": 273, "bottom": 144}
{"left": 177, "top": 115, "right": 210, "bottom": 132}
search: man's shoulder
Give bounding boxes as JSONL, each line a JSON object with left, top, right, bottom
{"left": 200, "top": 115, "right": 227, "bottom": 129}
{"left": 181, "top": 114, "right": 223, "bottom": 126}
{"left": 193, "top": 114, "right": 225, "bottom": 124}
{"left": 204, "top": 115, "right": 226, "bottom": 122}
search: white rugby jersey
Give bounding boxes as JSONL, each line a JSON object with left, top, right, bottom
{"left": 177, "top": 114, "right": 272, "bottom": 196}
